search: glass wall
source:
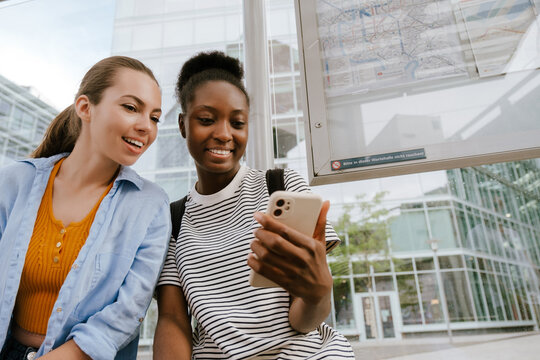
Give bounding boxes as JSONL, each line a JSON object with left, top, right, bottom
{"left": 330, "top": 159, "right": 540, "bottom": 338}
{"left": 0, "top": 75, "right": 58, "bottom": 166}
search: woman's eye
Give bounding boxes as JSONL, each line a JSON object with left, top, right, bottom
{"left": 198, "top": 117, "right": 213, "bottom": 124}
{"left": 151, "top": 116, "right": 160, "bottom": 123}
{"left": 232, "top": 120, "right": 245, "bottom": 128}
{"left": 122, "top": 104, "right": 137, "bottom": 112}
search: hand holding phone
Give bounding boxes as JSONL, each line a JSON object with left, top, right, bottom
{"left": 249, "top": 191, "right": 323, "bottom": 288}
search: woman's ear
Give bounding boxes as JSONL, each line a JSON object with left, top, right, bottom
{"left": 178, "top": 113, "right": 186, "bottom": 138}
{"left": 75, "top": 95, "right": 91, "bottom": 123}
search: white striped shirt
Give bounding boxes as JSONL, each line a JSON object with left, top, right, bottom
{"left": 158, "top": 166, "right": 354, "bottom": 359}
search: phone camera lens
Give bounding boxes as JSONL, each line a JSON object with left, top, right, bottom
{"left": 276, "top": 199, "right": 285, "bottom": 207}
{"left": 273, "top": 209, "right": 282, "bottom": 217}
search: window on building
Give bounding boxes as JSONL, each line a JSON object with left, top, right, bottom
{"left": 333, "top": 278, "right": 355, "bottom": 329}
{"left": 390, "top": 211, "right": 430, "bottom": 252}
{"left": 442, "top": 271, "right": 475, "bottom": 322}
{"left": 418, "top": 273, "right": 444, "bottom": 324}
{"left": 397, "top": 274, "right": 422, "bottom": 325}
{"left": 0, "top": 98, "right": 11, "bottom": 116}
{"left": 428, "top": 209, "right": 459, "bottom": 249}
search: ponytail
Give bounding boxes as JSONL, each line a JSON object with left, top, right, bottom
{"left": 31, "top": 105, "right": 81, "bottom": 158}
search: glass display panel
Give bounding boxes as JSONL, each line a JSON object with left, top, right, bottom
{"left": 296, "top": 0, "right": 540, "bottom": 184}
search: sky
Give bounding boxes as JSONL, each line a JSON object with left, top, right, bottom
{"left": 0, "top": 0, "right": 116, "bottom": 109}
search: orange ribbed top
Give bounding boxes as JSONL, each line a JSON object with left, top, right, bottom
{"left": 13, "top": 158, "right": 114, "bottom": 335}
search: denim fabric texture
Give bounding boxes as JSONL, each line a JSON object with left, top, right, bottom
{"left": 0, "top": 334, "right": 38, "bottom": 360}
{"left": 0, "top": 154, "right": 171, "bottom": 359}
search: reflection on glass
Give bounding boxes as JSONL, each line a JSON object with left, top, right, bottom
{"left": 428, "top": 209, "right": 458, "bottom": 249}
{"left": 390, "top": 211, "right": 430, "bottom": 252}
{"left": 352, "top": 261, "right": 369, "bottom": 275}
{"left": 470, "top": 270, "right": 488, "bottom": 321}
{"left": 488, "top": 273, "right": 506, "bottom": 321}
{"left": 394, "top": 258, "right": 414, "bottom": 272}
{"left": 373, "top": 260, "right": 391, "bottom": 273}
{"left": 397, "top": 274, "right": 422, "bottom": 325}
{"left": 415, "top": 257, "right": 434, "bottom": 271}
{"left": 418, "top": 273, "right": 443, "bottom": 324}
{"left": 481, "top": 272, "right": 498, "bottom": 320}
{"left": 439, "top": 255, "right": 464, "bottom": 269}
{"left": 374, "top": 276, "right": 394, "bottom": 291}
{"left": 511, "top": 264, "right": 532, "bottom": 320}
{"left": 354, "top": 277, "right": 372, "bottom": 293}
{"left": 501, "top": 274, "right": 519, "bottom": 321}
{"left": 333, "top": 278, "right": 355, "bottom": 329}
{"left": 379, "top": 296, "right": 396, "bottom": 338}
{"left": 442, "top": 271, "right": 475, "bottom": 322}
{"left": 363, "top": 297, "right": 377, "bottom": 339}
{"left": 270, "top": 77, "right": 295, "bottom": 114}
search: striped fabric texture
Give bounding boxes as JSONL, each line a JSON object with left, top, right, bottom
{"left": 158, "top": 166, "right": 354, "bottom": 359}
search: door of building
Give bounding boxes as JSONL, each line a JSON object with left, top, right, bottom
{"left": 354, "top": 291, "right": 401, "bottom": 341}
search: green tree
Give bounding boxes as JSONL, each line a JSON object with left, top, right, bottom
{"left": 331, "top": 192, "right": 390, "bottom": 291}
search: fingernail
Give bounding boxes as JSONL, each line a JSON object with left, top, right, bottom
{"left": 253, "top": 212, "right": 263, "bottom": 222}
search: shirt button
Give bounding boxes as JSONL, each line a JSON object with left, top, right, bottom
{"left": 53, "top": 256, "right": 59, "bottom": 263}
{"left": 27, "top": 352, "right": 36, "bottom": 360}
{"left": 56, "top": 307, "right": 62, "bottom": 312}
{"left": 72, "top": 264, "right": 79, "bottom": 269}
{"left": 56, "top": 242, "right": 62, "bottom": 248}
{"left": 60, "top": 228, "right": 66, "bottom": 234}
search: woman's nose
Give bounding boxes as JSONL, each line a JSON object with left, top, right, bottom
{"left": 213, "top": 120, "right": 232, "bottom": 142}
{"left": 135, "top": 115, "right": 152, "bottom": 133}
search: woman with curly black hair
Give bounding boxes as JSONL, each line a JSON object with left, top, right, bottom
{"left": 154, "top": 51, "right": 354, "bottom": 359}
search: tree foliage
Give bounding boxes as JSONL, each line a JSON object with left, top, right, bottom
{"left": 330, "top": 192, "right": 390, "bottom": 287}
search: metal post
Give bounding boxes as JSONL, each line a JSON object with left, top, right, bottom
{"left": 242, "top": 0, "right": 274, "bottom": 170}
{"left": 429, "top": 239, "right": 453, "bottom": 343}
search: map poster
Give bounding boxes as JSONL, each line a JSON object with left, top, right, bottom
{"left": 459, "top": 0, "right": 539, "bottom": 77}
{"left": 316, "top": 0, "right": 469, "bottom": 97}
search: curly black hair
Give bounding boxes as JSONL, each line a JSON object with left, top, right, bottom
{"left": 176, "top": 51, "right": 250, "bottom": 111}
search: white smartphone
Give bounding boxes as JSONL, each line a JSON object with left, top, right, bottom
{"left": 249, "top": 190, "right": 323, "bottom": 288}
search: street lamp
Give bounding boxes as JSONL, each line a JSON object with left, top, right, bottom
{"left": 428, "top": 238, "right": 453, "bottom": 343}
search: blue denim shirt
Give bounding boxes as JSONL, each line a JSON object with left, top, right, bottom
{"left": 0, "top": 154, "right": 171, "bottom": 359}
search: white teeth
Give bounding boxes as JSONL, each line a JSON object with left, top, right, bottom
{"left": 209, "top": 149, "right": 231, "bottom": 155}
{"left": 123, "top": 137, "right": 143, "bottom": 148}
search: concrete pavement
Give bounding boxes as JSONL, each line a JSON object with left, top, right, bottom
{"left": 138, "top": 332, "right": 540, "bottom": 359}
{"left": 349, "top": 332, "right": 540, "bottom": 359}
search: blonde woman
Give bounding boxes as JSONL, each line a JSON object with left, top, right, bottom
{"left": 0, "top": 56, "right": 171, "bottom": 359}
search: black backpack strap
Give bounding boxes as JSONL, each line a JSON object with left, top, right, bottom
{"left": 266, "top": 168, "right": 285, "bottom": 195}
{"left": 170, "top": 195, "right": 188, "bottom": 241}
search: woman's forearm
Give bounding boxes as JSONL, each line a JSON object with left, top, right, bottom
{"left": 289, "top": 293, "right": 331, "bottom": 333}
{"left": 153, "top": 316, "right": 192, "bottom": 360}
{"left": 38, "top": 339, "right": 90, "bottom": 360}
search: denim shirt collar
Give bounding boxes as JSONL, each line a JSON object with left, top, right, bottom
{"left": 19, "top": 153, "right": 144, "bottom": 190}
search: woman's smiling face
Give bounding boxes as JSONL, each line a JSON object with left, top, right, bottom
{"left": 180, "top": 80, "right": 249, "bottom": 180}
{"left": 84, "top": 68, "right": 162, "bottom": 167}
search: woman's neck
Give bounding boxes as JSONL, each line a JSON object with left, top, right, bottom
{"left": 195, "top": 166, "right": 241, "bottom": 195}
{"left": 57, "top": 145, "right": 119, "bottom": 189}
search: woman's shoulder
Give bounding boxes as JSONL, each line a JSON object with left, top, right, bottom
{"left": 0, "top": 160, "right": 38, "bottom": 183}
{"left": 136, "top": 176, "right": 170, "bottom": 206}
{"left": 116, "top": 166, "right": 169, "bottom": 203}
